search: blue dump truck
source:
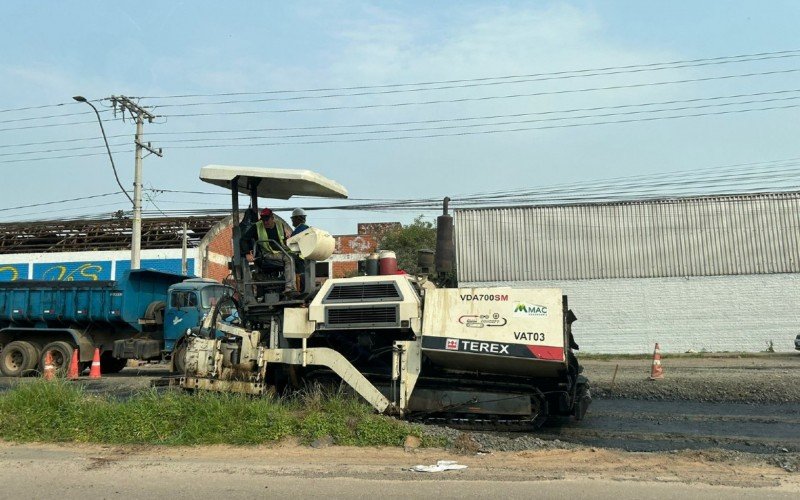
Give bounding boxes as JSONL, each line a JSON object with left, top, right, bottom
{"left": 0, "top": 270, "right": 231, "bottom": 376}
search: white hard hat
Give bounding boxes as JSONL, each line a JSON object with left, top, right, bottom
{"left": 291, "top": 208, "right": 307, "bottom": 217}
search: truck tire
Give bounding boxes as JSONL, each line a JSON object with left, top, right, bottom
{"left": 39, "top": 341, "right": 75, "bottom": 376}
{"left": 26, "top": 341, "right": 42, "bottom": 368}
{"left": 0, "top": 341, "right": 39, "bottom": 377}
{"left": 100, "top": 351, "right": 128, "bottom": 374}
{"left": 172, "top": 341, "right": 187, "bottom": 374}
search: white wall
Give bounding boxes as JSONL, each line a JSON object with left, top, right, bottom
{"left": 465, "top": 273, "right": 800, "bottom": 353}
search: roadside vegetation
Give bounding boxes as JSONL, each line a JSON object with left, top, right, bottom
{"left": 0, "top": 380, "right": 440, "bottom": 447}
{"left": 378, "top": 215, "right": 437, "bottom": 274}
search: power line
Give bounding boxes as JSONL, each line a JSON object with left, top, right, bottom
{"left": 0, "top": 136, "right": 107, "bottom": 149}
{"left": 148, "top": 53, "right": 800, "bottom": 108}
{"left": 111, "top": 159, "right": 800, "bottom": 216}
{"left": 0, "top": 149, "right": 134, "bottom": 164}
{"left": 5, "top": 92, "right": 799, "bottom": 158}
{"left": 1, "top": 67, "right": 798, "bottom": 136}
{"left": 140, "top": 157, "right": 800, "bottom": 211}
{"left": 448, "top": 158, "right": 800, "bottom": 199}
{"left": 0, "top": 119, "right": 98, "bottom": 133}
{"left": 0, "top": 89, "right": 800, "bottom": 154}
{"left": 143, "top": 190, "right": 169, "bottom": 216}
{"left": 137, "top": 49, "right": 800, "bottom": 99}
{"left": 141, "top": 88, "right": 800, "bottom": 137}
{"left": 0, "top": 101, "right": 797, "bottom": 163}
{"left": 0, "top": 108, "right": 109, "bottom": 125}
{"left": 147, "top": 187, "right": 413, "bottom": 202}
{"left": 161, "top": 68, "right": 800, "bottom": 118}
{"left": 2, "top": 201, "right": 130, "bottom": 221}
{"left": 0, "top": 141, "right": 130, "bottom": 158}
{"left": 160, "top": 103, "right": 800, "bottom": 149}
{"left": 0, "top": 133, "right": 130, "bottom": 149}
{"left": 104, "top": 181, "right": 800, "bottom": 220}
{"left": 155, "top": 95, "right": 800, "bottom": 145}
{"left": 0, "top": 98, "right": 104, "bottom": 114}
{"left": 0, "top": 192, "right": 121, "bottom": 212}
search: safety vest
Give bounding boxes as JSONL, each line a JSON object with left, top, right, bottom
{"left": 255, "top": 219, "right": 287, "bottom": 254}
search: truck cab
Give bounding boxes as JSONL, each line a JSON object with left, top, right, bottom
{"left": 163, "top": 279, "right": 232, "bottom": 353}
{"left": 112, "top": 278, "right": 233, "bottom": 372}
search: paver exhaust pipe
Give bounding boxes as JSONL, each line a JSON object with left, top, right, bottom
{"left": 435, "top": 197, "right": 454, "bottom": 281}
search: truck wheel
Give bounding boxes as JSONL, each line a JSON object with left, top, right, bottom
{"left": 39, "top": 341, "right": 75, "bottom": 376}
{"left": 172, "top": 341, "right": 187, "bottom": 373}
{"left": 25, "top": 342, "right": 42, "bottom": 369}
{"left": 0, "top": 341, "right": 39, "bottom": 377}
{"left": 100, "top": 352, "right": 128, "bottom": 374}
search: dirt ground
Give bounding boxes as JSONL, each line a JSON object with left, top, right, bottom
{"left": 0, "top": 441, "right": 798, "bottom": 499}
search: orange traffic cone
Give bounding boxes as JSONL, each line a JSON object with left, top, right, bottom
{"left": 42, "top": 351, "right": 56, "bottom": 381}
{"left": 649, "top": 343, "right": 664, "bottom": 380}
{"left": 67, "top": 348, "right": 80, "bottom": 380}
{"left": 89, "top": 348, "right": 102, "bottom": 379}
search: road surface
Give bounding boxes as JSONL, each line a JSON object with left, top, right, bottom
{"left": 0, "top": 442, "right": 797, "bottom": 499}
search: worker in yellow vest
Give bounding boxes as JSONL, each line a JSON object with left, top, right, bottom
{"left": 248, "top": 207, "right": 297, "bottom": 295}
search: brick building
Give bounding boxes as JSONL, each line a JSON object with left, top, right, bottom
{"left": 0, "top": 216, "right": 399, "bottom": 284}
{"left": 327, "top": 223, "right": 400, "bottom": 278}
{"left": 201, "top": 217, "right": 400, "bottom": 281}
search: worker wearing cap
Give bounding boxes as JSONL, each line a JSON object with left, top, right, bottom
{"left": 249, "top": 207, "right": 297, "bottom": 294}
{"left": 290, "top": 208, "right": 309, "bottom": 236}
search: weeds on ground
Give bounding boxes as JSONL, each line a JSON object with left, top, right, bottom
{"left": 0, "top": 380, "right": 433, "bottom": 447}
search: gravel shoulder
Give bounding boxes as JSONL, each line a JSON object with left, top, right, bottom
{"left": 581, "top": 353, "right": 800, "bottom": 403}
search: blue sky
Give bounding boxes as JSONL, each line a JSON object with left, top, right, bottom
{"left": 1, "top": 1, "right": 799, "bottom": 234}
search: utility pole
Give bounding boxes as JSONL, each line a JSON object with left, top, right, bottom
{"left": 181, "top": 223, "right": 188, "bottom": 275}
{"left": 109, "top": 96, "right": 162, "bottom": 270}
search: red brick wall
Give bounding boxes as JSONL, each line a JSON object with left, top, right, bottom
{"left": 207, "top": 226, "right": 233, "bottom": 256}
{"left": 201, "top": 221, "right": 234, "bottom": 282}
{"left": 206, "top": 262, "right": 230, "bottom": 282}
{"left": 335, "top": 235, "right": 378, "bottom": 254}
{"left": 332, "top": 261, "right": 358, "bottom": 278}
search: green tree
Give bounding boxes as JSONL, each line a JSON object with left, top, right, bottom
{"left": 378, "top": 216, "right": 436, "bottom": 274}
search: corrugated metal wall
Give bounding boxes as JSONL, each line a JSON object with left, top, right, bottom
{"left": 455, "top": 193, "right": 800, "bottom": 282}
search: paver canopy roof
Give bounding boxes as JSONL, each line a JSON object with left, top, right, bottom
{"left": 200, "top": 165, "right": 348, "bottom": 200}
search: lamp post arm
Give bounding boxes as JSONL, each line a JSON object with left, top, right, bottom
{"left": 77, "top": 98, "right": 134, "bottom": 206}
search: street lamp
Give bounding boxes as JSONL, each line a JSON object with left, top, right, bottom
{"left": 72, "top": 96, "right": 132, "bottom": 205}
{"left": 73, "top": 95, "right": 139, "bottom": 266}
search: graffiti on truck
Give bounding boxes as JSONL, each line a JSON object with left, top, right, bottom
{"left": 40, "top": 263, "right": 104, "bottom": 281}
{"left": 32, "top": 261, "right": 111, "bottom": 281}
{"left": 0, "top": 265, "right": 20, "bottom": 281}
{"left": 0, "top": 258, "right": 193, "bottom": 282}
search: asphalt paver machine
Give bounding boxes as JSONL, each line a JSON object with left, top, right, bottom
{"left": 180, "top": 165, "right": 590, "bottom": 429}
